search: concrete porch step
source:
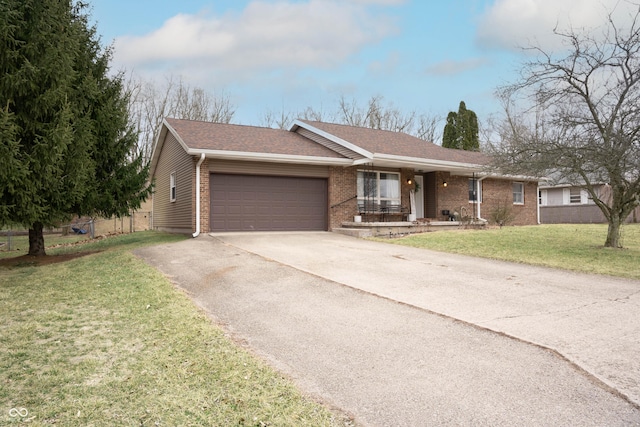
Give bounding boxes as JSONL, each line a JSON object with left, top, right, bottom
{"left": 332, "top": 227, "right": 373, "bottom": 238}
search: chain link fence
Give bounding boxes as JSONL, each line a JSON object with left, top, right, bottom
{"left": 0, "top": 211, "right": 152, "bottom": 252}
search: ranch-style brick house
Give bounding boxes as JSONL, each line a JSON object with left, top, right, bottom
{"left": 149, "top": 118, "right": 541, "bottom": 235}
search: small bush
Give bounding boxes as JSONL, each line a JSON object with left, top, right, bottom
{"left": 489, "top": 200, "right": 516, "bottom": 227}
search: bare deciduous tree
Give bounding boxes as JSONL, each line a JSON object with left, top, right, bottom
{"left": 260, "top": 108, "right": 295, "bottom": 130}
{"left": 337, "top": 95, "right": 416, "bottom": 133}
{"left": 489, "top": 7, "right": 640, "bottom": 248}
{"left": 260, "top": 95, "right": 441, "bottom": 143}
{"left": 125, "top": 74, "right": 236, "bottom": 162}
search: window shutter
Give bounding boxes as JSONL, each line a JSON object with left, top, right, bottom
{"left": 539, "top": 189, "right": 548, "bottom": 206}
{"left": 581, "top": 190, "right": 589, "bottom": 204}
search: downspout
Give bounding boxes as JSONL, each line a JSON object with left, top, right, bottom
{"left": 476, "top": 176, "right": 488, "bottom": 222}
{"left": 192, "top": 153, "right": 205, "bottom": 238}
{"left": 537, "top": 183, "right": 541, "bottom": 224}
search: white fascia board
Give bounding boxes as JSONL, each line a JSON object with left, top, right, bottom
{"left": 289, "top": 120, "right": 373, "bottom": 160}
{"left": 480, "top": 171, "right": 547, "bottom": 182}
{"left": 372, "top": 153, "right": 485, "bottom": 171}
{"left": 163, "top": 119, "right": 192, "bottom": 153}
{"left": 187, "top": 149, "right": 354, "bottom": 166}
{"left": 149, "top": 120, "right": 187, "bottom": 179}
{"left": 352, "top": 158, "right": 373, "bottom": 166}
{"left": 539, "top": 182, "right": 605, "bottom": 189}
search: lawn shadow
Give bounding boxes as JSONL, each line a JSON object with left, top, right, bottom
{"left": 0, "top": 251, "right": 100, "bottom": 268}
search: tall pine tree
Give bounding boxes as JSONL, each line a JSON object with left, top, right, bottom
{"left": 442, "top": 101, "right": 479, "bottom": 151}
{"left": 0, "top": 0, "right": 151, "bottom": 256}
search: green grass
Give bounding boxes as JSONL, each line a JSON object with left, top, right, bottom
{"left": 0, "top": 232, "right": 346, "bottom": 426}
{"left": 383, "top": 224, "right": 640, "bottom": 280}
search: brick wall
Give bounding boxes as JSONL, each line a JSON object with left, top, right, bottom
{"left": 433, "top": 172, "right": 538, "bottom": 225}
{"left": 435, "top": 172, "right": 463, "bottom": 220}
{"left": 329, "top": 166, "right": 357, "bottom": 229}
{"left": 481, "top": 179, "right": 538, "bottom": 225}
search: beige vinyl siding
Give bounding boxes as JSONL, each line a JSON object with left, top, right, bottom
{"left": 209, "top": 160, "right": 329, "bottom": 178}
{"left": 153, "top": 133, "right": 194, "bottom": 233}
{"left": 295, "top": 128, "right": 364, "bottom": 160}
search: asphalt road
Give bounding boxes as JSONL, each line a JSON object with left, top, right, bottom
{"left": 135, "top": 232, "right": 640, "bottom": 426}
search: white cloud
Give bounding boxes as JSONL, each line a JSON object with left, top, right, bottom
{"left": 425, "top": 58, "right": 490, "bottom": 76}
{"left": 476, "top": 0, "right": 639, "bottom": 51}
{"left": 346, "top": 0, "right": 406, "bottom": 4}
{"left": 113, "top": 0, "right": 398, "bottom": 82}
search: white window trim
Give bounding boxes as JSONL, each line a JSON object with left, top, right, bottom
{"left": 468, "top": 178, "right": 482, "bottom": 203}
{"left": 170, "top": 171, "right": 176, "bottom": 202}
{"left": 513, "top": 182, "right": 524, "bottom": 205}
{"left": 539, "top": 189, "right": 548, "bottom": 206}
{"left": 563, "top": 187, "right": 591, "bottom": 205}
{"left": 357, "top": 170, "right": 401, "bottom": 206}
{"left": 569, "top": 188, "right": 582, "bottom": 204}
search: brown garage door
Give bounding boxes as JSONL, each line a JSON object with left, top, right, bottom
{"left": 210, "top": 174, "right": 328, "bottom": 232}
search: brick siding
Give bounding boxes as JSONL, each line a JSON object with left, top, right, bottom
{"left": 328, "top": 166, "right": 357, "bottom": 229}
{"left": 433, "top": 172, "right": 538, "bottom": 225}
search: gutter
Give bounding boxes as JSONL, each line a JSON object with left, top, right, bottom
{"left": 192, "top": 153, "right": 206, "bottom": 238}
{"left": 185, "top": 149, "right": 353, "bottom": 166}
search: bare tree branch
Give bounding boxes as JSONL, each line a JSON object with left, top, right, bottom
{"left": 490, "top": 5, "right": 640, "bottom": 247}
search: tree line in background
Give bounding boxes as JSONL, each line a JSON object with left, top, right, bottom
{"left": 124, "top": 75, "right": 236, "bottom": 163}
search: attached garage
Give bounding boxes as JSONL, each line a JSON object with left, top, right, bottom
{"left": 210, "top": 173, "right": 328, "bottom": 232}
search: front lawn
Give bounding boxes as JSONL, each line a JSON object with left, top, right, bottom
{"left": 0, "top": 232, "right": 346, "bottom": 426}
{"left": 384, "top": 224, "right": 640, "bottom": 280}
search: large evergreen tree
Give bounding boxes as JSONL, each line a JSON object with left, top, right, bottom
{"left": 0, "top": 0, "right": 151, "bottom": 256}
{"left": 442, "top": 101, "right": 479, "bottom": 150}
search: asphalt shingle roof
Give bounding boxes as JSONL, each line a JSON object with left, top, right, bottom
{"left": 164, "top": 118, "right": 491, "bottom": 166}
{"left": 165, "top": 118, "right": 347, "bottom": 159}
{"left": 300, "top": 120, "right": 491, "bottom": 165}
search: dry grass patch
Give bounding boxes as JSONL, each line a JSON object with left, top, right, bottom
{"left": 0, "top": 232, "right": 347, "bottom": 426}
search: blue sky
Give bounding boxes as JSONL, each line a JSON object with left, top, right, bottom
{"left": 89, "top": 0, "right": 629, "bottom": 135}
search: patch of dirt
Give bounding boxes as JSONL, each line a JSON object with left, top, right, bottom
{"left": 0, "top": 251, "right": 99, "bottom": 268}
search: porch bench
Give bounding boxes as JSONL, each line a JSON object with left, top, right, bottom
{"left": 358, "top": 202, "right": 409, "bottom": 222}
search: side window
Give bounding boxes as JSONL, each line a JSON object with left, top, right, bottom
{"left": 170, "top": 172, "right": 176, "bottom": 202}
{"left": 513, "top": 182, "right": 524, "bottom": 204}
{"left": 569, "top": 188, "right": 581, "bottom": 204}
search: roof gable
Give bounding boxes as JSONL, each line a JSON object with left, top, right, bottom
{"left": 296, "top": 120, "right": 490, "bottom": 166}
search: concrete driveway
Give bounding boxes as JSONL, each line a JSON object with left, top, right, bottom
{"left": 135, "top": 232, "right": 640, "bottom": 426}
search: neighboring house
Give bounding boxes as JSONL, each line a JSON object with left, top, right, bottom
{"left": 149, "top": 118, "right": 541, "bottom": 234}
{"left": 539, "top": 183, "right": 640, "bottom": 224}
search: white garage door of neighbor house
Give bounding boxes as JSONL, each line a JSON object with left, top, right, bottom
{"left": 210, "top": 173, "right": 328, "bottom": 232}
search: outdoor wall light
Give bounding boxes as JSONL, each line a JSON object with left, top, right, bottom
{"left": 443, "top": 181, "right": 448, "bottom": 187}
{"left": 406, "top": 178, "right": 413, "bottom": 185}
